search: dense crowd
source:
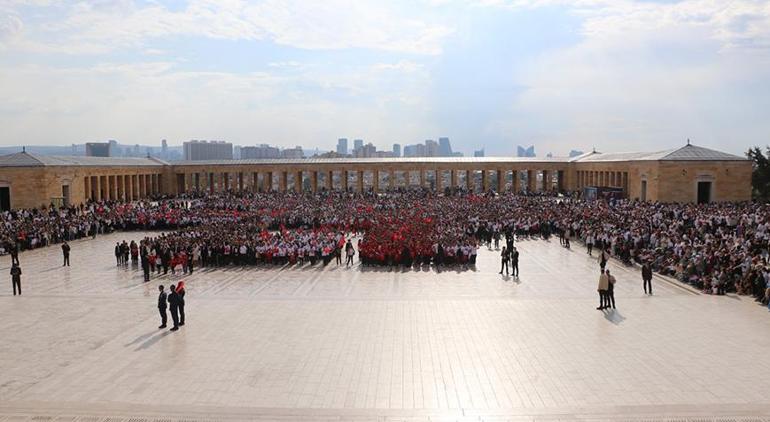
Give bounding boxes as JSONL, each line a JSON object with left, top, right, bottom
{"left": 3, "top": 190, "right": 770, "bottom": 304}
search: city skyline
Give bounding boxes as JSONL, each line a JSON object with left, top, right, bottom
{"left": 1, "top": 1, "right": 769, "bottom": 156}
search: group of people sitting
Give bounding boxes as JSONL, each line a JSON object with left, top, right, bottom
{"left": 3, "top": 189, "right": 770, "bottom": 305}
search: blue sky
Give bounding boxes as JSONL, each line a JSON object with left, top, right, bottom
{"left": 1, "top": 0, "right": 769, "bottom": 156}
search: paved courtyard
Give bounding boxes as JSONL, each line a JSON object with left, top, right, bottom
{"left": 1, "top": 232, "right": 769, "bottom": 422}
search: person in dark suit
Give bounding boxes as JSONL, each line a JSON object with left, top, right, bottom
{"left": 167, "top": 284, "right": 180, "bottom": 331}
{"left": 176, "top": 281, "right": 186, "bottom": 326}
{"left": 511, "top": 247, "right": 520, "bottom": 277}
{"left": 641, "top": 262, "right": 653, "bottom": 295}
{"left": 10, "top": 242, "right": 19, "bottom": 266}
{"left": 157, "top": 285, "right": 167, "bottom": 329}
{"left": 606, "top": 269, "right": 617, "bottom": 309}
{"left": 61, "top": 241, "right": 71, "bottom": 266}
{"left": 10, "top": 264, "right": 22, "bottom": 296}
{"left": 115, "top": 242, "right": 122, "bottom": 266}
{"left": 498, "top": 246, "right": 509, "bottom": 275}
{"left": 141, "top": 247, "right": 150, "bottom": 282}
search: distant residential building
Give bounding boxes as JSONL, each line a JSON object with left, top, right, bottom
{"left": 353, "top": 139, "right": 364, "bottom": 151}
{"left": 546, "top": 152, "right": 553, "bottom": 158}
{"left": 281, "top": 146, "right": 304, "bottom": 159}
{"left": 183, "top": 140, "right": 233, "bottom": 161}
{"left": 517, "top": 145, "right": 536, "bottom": 157}
{"left": 403, "top": 144, "right": 426, "bottom": 157}
{"left": 241, "top": 144, "right": 281, "bottom": 159}
{"left": 392, "top": 143, "right": 401, "bottom": 157}
{"left": 473, "top": 148, "right": 485, "bottom": 157}
{"left": 336, "top": 138, "right": 348, "bottom": 155}
{"left": 425, "top": 140, "right": 439, "bottom": 157}
{"left": 438, "top": 137, "right": 453, "bottom": 156}
{"left": 569, "top": 149, "right": 585, "bottom": 158}
{"left": 233, "top": 145, "right": 242, "bottom": 159}
{"left": 85, "top": 142, "right": 111, "bottom": 157}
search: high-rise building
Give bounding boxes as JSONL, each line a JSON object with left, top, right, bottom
{"left": 161, "top": 139, "right": 168, "bottom": 156}
{"left": 353, "top": 139, "right": 364, "bottom": 151}
{"left": 392, "top": 143, "right": 401, "bottom": 157}
{"left": 425, "top": 140, "right": 439, "bottom": 157}
{"left": 517, "top": 145, "right": 536, "bottom": 157}
{"left": 473, "top": 148, "right": 485, "bottom": 157}
{"left": 438, "top": 137, "right": 453, "bottom": 157}
{"left": 183, "top": 140, "right": 233, "bottom": 161}
{"left": 336, "top": 138, "right": 348, "bottom": 155}
{"left": 85, "top": 142, "right": 111, "bottom": 157}
{"left": 233, "top": 145, "right": 242, "bottom": 159}
{"left": 241, "top": 144, "right": 281, "bottom": 159}
{"left": 569, "top": 149, "right": 585, "bottom": 158}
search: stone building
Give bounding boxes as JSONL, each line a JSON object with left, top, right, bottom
{"left": 0, "top": 144, "right": 752, "bottom": 211}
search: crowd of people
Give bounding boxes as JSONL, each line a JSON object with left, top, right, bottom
{"left": 3, "top": 189, "right": 770, "bottom": 306}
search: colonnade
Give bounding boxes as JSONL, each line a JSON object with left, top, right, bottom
{"left": 575, "top": 170, "right": 629, "bottom": 191}
{"left": 83, "top": 173, "right": 163, "bottom": 201}
{"left": 174, "top": 168, "right": 567, "bottom": 194}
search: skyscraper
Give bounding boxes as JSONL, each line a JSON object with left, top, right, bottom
{"left": 473, "top": 148, "right": 485, "bottom": 157}
{"left": 392, "top": 143, "right": 401, "bottom": 157}
{"left": 336, "top": 138, "right": 348, "bottom": 155}
{"left": 438, "top": 137, "right": 453, "bottom": 157}
{"left": 517, "top": 145, "right": 536, "bottom": 157}
{"left": 425, "top": 140, "right": 439, "bottom": 157}
{"left": 353, "top": 139, "right": 364, "bottom": 151}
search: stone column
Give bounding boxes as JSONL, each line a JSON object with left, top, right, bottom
{"left": 310, "top": 171, "right": 318, "bottom": 193}
{"left": 102, "top": 175, "right": 109, "bottom": 200}
{"left": 389, "top": 170, "right": 396, "bottom": 189}
{"left": 435, "top": 169, "right": 443, "bottom": 191}
{"left": 511, "top": 170, "right": 519, "bottom": 192}
{"left": 266, "top": 172, "right": 274, "bottom": 191}
{"left": 419, "top": 169, "right": 426, "bottom": 188}
{"left": 497, "top": 170, "right": 505, "bottom": 192}
{"left": 326, "top": 170, "right": 333, "bottom": 190}
{"left": 373, "top": 170, "right": 380, "bottom": 192}
{"left": 94, "top": 175, "right": 102, "bottom": 201}
{"left": 482, "top": 170, "right": 489, "bottom": 191}
{"left": 466, "top": 170, "right": 473, "bottom": 191}
{"left": 357, "top": 170, "right": 364, "bottom": 192}
{"left": 279, "top": 171, "right": 287, "bottom": 192}
{"left": 341, "top": 170, "right": 349, "bottom": 191}
{"left": 527, "top": 170, "right": 536, "bottom": 192}
{"left": 451, "top": 169, "right": 458, "bottom": 188}
{"left": 542, "top": 170, "right": 550, "bottom": 191}
{"left": 295, "top": 170, "right": 303, "bottom": 193}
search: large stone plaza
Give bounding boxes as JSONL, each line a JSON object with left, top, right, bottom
{"left": 1, "top": 233, "right": 769, "bottom": 421}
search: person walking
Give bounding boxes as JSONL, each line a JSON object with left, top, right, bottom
{"left": 511, "top": 247, "right": 520, "bottom": 277}
{"left": 176, "top": 281, "right": 186, "bottom": 327}
{"left": 167, "top": 283, "right": 180, "bottom": 331}
{"left": 345, "top": 240, "right": 355, "bottom": 267}
{"left": 10, "top": 263, "right": 22, "bottom": 296}
{"left": 585, "top": 233, "right": 594, "bottom": 256}
{"left": 641, "top": 262, "right": 653, "bottom": 295}
{"left": 157, "top": 285, "right": 168, "bottom": 329}
{"left": 606, "top": 269, "right": 617, "bottom": 309}
{"left": 499, "top": 246, "right": 510, "bottom": 275}
{"left": 597, "top": 269, "right": 609, "bottom": 310}
{"left": 61, "top": 241, "right": 71, "bottom": 267}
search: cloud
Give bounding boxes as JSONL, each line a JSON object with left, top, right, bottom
{"left": 0, "top": 13, "right": 23, "bottom": 47}
{"left": 6, "top": 0, "right": 452, "bottom": 55}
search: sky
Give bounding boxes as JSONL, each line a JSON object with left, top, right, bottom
{"left": 1, "top": 0, "right": 769, "bottom": 156}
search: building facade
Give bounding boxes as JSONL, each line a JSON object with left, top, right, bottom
{"left": 182, "top": 140, "right": 233, "bottom": 161}
{"left": 0, "top": 144, "right": 752, "bottom": 210}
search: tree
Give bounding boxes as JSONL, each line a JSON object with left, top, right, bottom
{"left": 747, "top": 146, "right": 770, "bottom": 201}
